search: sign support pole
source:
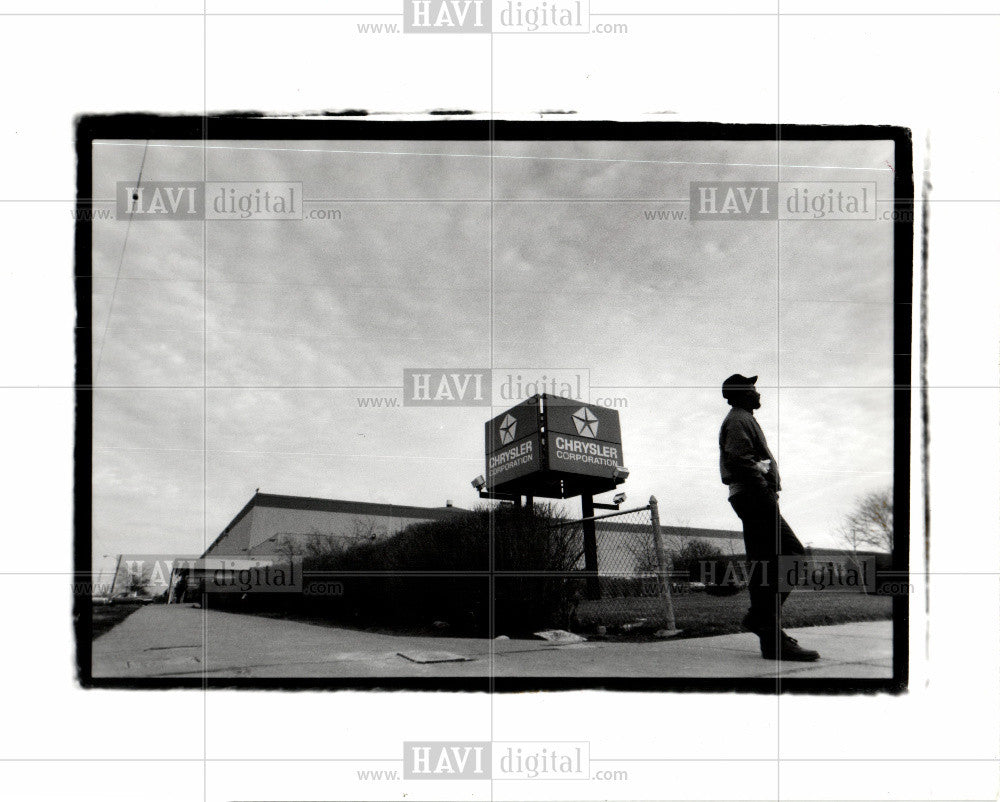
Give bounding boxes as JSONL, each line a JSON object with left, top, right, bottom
{"left": 581, "top": 494, "right": 600, "bottom": 600}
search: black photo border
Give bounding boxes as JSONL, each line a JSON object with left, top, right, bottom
{"left": 75, "top": 116, "right": 913, "bottom": 694}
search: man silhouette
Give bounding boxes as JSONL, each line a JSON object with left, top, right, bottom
{"left": 719, "top": 374, "right": 819, "bottom": 662}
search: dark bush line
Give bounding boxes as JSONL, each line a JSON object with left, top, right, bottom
{"left": 205, "top": 504, "right": 585, "bottom": 637}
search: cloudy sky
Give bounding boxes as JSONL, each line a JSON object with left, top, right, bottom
{"left": 90, "top": 135, "right": 897, "bottom": 572}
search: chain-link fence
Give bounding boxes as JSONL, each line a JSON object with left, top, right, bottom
{"left": 552, "top": 498, "right": 680, "bottom": 634}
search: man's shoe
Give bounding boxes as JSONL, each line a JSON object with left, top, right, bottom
{"left": 760, "top": 638, "right": 819, "bottom": 662}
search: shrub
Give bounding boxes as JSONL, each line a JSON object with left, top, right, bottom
{"left": 209, "top": 504, "right": 585, "bottom": 637}
{"left": 671, "top": 539, "right": 726, "bottom": 581}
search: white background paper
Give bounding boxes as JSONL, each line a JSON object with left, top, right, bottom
{"left": 1, "top": 1, "right": 998, "bottom": 800}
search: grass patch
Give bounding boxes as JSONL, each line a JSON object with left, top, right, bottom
{"left": 91, "top": 602, "right": 146, "bottom": 639}
{"left": 577, "top": 591, "right": 892, "bottom": 640}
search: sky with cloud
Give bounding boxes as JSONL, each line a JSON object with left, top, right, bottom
{"left": 90, "top": 135, "right": 898, "bottom": 572}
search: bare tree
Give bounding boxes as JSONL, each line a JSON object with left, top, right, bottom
{"left": 673, "top": 538, "right": 725, "bottom": 579}
{"left": 303, "top": 534, "right": 344, "bottom": 560}
{"left": 348, "top": 517, "right": 386, "bottom": 543}
{"left": 626, "top": 516, "right": 691, "bottom": 575}
{"left": 659, "top": 518, "right": 693, "bottom": 567}
{"left": 121, "top": 560, "right": 154, "bottom": 596}
{"left": 835, "top": 490, "right": 891, "bottom": 596}
{"left": 838, "top": 488, "right": 893, "bottom": 554}
{"left": 273, "top": 519, "right": 384, "bottom": 562}
{"left": 625, "top": 536, "right": 659, "bottom": 574}
{"left": 273, "top": 535, "right": 306, "bottom": 562}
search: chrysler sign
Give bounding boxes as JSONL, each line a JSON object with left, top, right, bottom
{"left": 483, "top": 395, "right": 625, "bottom": 496}
{"left": 487, "top": 434, "right": 542, "bottom": 485}
{"left": 485, "top": 397, "right": 542, "bottom": 488}
{"left": 548, "top": 433, "right": 621, "bottom": 475}
{"left": 545, "top": 397, "right": 623, "bottom": 480}
{"left": 545, "top": 398, "right": 622, "bottom": 443}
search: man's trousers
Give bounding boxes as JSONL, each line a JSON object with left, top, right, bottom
{"left": 729, "top": 489, "right": 805, "bottom": 641}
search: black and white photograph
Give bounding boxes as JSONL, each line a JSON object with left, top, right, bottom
{"left": 79, "top": 119, "right": 910, "bottom": 691}
{"left": 4, "top": 3, "right": 1000, "bottom": 801}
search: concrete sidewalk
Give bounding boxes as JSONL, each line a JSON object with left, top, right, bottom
{"left": 92, "top": 605, "right": 892, "bottom": 680}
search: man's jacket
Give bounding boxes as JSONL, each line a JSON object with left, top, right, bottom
{"left": 718, "top": 406, "right": 781, "bottom": 495}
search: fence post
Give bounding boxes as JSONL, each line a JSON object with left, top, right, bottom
{"left": 649, "top": 495, "right": 678, "bottom": 633}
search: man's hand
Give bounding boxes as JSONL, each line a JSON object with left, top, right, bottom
{"left": 754, "top": 459, "right": 772, "bottom": 474}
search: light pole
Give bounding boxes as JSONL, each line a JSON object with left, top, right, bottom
{"left": 95, "top": 554, "right": 115, "bottom": 595}
{"left": 106, "top": 554, "right": 123, "bottom": 598}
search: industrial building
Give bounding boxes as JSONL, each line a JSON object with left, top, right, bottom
{"left": 166, "top": 492, "right": 466, "bottom": 601}
{"left": 164, "top": 492, "right": 744, "bottom": 599}
{"left": 201, "top": 491, "right": 465, "bottom": 558}
{"left": 166, "top": 491, "right": 874, "bottom": 605}
{"left": 197, "top": 491, "right": 743, "bottom": 559}
{"left": 194, "top": 491, "right": 744, "bottom": 564}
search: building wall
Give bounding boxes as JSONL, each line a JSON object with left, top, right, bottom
{"left": 203, "top": 507, "right": 257, "bottom": 557}
{"left": 246, "top": 505, "right": 444, "bottom": 555}
{"left": 200, "top": 496, "right": 748, "bottom": 577}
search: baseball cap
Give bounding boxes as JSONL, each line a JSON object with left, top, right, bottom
{"left": 721, "top": 373, "right": 758, "bottom": 398}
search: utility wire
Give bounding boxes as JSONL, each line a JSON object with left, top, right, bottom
{"left": 94, "top": 139, "right": 149, "bottom": 381}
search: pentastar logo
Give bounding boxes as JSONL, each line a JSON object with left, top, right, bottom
{"left": 499, "top": 413, "right": 517, "bottom": 444}
{"left": 572, "top": 407, "right": 598, "bottom": 438}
